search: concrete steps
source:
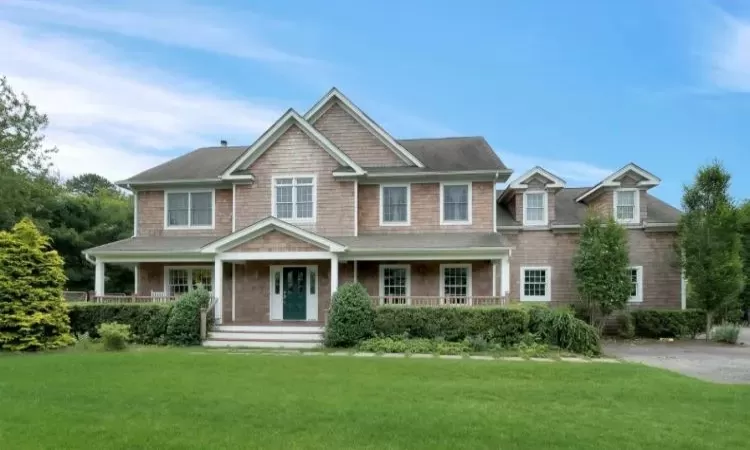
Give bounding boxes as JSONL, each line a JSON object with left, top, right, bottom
{"left": 202, "top": 324, "right": 324, "bottom": 349}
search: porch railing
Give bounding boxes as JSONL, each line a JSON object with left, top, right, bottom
{"left": 92, "top": 295, "right": 177, "bottom": 304}
{"left": 200, "top": 296, "right": 219, "bottom": 341}
{"left": 370, "top": 296, "right": 510, "bottom": 307}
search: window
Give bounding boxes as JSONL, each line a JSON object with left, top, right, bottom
{"left": 523, "top": 191, "right": 547, "bottom": 226}
{"left": 380, "top": 184, "right": 410, "bottom": 225}
{"left": 379, "top": 265, "right": 410, "bottom": 305}
{"left": 165, "top": 267, "right": 213, "bottom": 296}
{"left": 521, "top": 266, "right": 551, "bottom": 302}
{"left": 440, "top": 264, "right": 472, "bottom": 305}
{"left": 614, "top": 189, "right": 639, "bottom": 224}
{"left": 441, "top": 183, "right": 472, "bottom": 224}
{"left": 628, "top": 266, "right": 643, "bottom": 303}
{"left": 165, "top": 191, "right": 213, "bottom": 228}
{"left": 273, "top": 176, "right": 315, "bottom": 222}
{"left": 309, "top": 268, "right": 316, "bottom": 295}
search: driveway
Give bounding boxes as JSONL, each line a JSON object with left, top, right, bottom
{"left": 604, "top": 328, "right": 750, "bottom": 384}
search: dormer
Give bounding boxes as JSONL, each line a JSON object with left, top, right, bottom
{"left": 575, "top": 163, "right": 661, "bottom": 225}
{"left": 499, "top": 166, "right": 566, "bottom": 227}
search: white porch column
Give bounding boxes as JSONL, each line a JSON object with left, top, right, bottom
{"left": 500, "top": 256, "right": 510, "bottom": 298}
{"left": 134, "top": 264, "right": 140, "bottom": 295}
{"left": 353, "top": 260, "right": 358, "bottom": 283}
{"left": 491, "top": 260, "right": 498, "bottom": 297}
{"left": 214, "top": 259, "right": 223, "bottom": 323}
{"left": 330, "top": 253, "right": 339, "bottom": 296}
{"left": 681, "top": 271, "right": 687, "bottom": 310}
{"left": 94, "top": 260, "right": 105, "bottom": 296}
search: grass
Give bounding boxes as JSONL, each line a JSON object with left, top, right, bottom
{"left": 1, "top": 348, "right": 749, "bottom": 449}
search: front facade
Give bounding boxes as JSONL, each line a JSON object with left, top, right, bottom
{"left": 85, "top": 88, "right": 683, "bottom": 326}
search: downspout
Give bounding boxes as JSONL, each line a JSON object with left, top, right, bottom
{"left": 493, "top": 171, "right": 499, "bottom": 233}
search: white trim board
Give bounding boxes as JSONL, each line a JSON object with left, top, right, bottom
{"left": 576, "top": 163, "right": 660, "bottom": 203}
{"left": 508, "top": 166, "right": 566, "bottom": 189}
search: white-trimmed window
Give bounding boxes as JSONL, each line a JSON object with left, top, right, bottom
{"left": 614, "top": 189, "right": 640, "bottom": 224}
{"left": 523, "top": 191, "right": 547, "bottom": 226}
{"left": 521, "top": 266, "right": 551, "bottom": 302}
{"left": 273, "top": 176, "right": 316, "bottom": 223}
{"left": 379, "top": 264, "right": 411, "bottom": 305}
{"left": 627, "top": 266, "right": 643, "bottom": 303}
{"left": 380, "top": 184, "right": 410, "bottom": 225}
{"left": 440, "top": 182, "right": 472, "bottom": 224}
{"left": 440, "top": 264, "right": 472, "bottom": 305}
{"left": 165, "top": 191, "right": 213, "bottom": 228}
{"left": 165, "top": 267, "right": 213, "bottom": 296}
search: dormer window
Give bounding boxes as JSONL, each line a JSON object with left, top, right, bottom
{"left": 614, "top": 189, "right": 639, "bottom": 224}
{"left": 523, "top": 191, "right": 548, "bottom": 226}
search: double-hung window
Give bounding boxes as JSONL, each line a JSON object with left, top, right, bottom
{"left": 614, "top": 189, "right": 639, "bottom": 224}
{"left": 523, "top": 191, "right": 547, "bottom": 226}
{"left": 380, "top": 184, "right": 410, "bottom": 225}
{"left": 627, "top": 266, "right": 643, "bottom": 303}
{"left": 441, "top": 183, "right": 471, "bottom": 224}
{"left": 273, "top": 176, "right": 315, "bottom": 223}
{"left": 165, "top": 191, "right": 213, "bottom": 228}
{"left": 521, "top": 266, "right": 551, "bottom": 302}
{"left": 440, "top": 264, "right": 472, "bottom": 305}
{"left": 165, "top": 267, "right": 213, "bottom": 296}
{"left": 379, "top": 265, "right": 410, "bottom": 305}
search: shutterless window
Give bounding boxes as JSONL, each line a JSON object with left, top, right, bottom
{"left": 525, "top": 192, "right": 546, "bottom": 224}
{"left": 443, "top": 184, "right": 469, "bottom": 222}
{"left": 166, "top": 192, "right": 212, "bottom": 227}
{"left": 616, "top": 190, "right": 637, "bottom": 222}
{"left": 167, "top": 268, "right": 212, "bottom": 296}
{"left": 382, "top": 186, "right": 409, "bottom": 223}
{"left": 521, "top": 267, "right": 550, "bottom": 301}
{"left": 628, "top": 266, "right": 642, "bottom": 302}
{"left": 274, "top": 177, "right": 314, "bottom": 221}
{"left": 442, "top": 266, "right": 469, "bottom": 305}
{"left": 381, "top": 266, "right": 408, "bottom": 305}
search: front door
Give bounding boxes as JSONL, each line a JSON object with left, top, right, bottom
{"left": 282, "top": 267, "right": 307, "bottom": 320}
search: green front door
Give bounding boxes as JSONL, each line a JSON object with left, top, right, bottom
{"left": 283, "top": 267, "right": 307, "bottom": 320}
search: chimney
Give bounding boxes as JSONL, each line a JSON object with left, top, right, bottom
{"left": 220, "top": 139, "right": 228, "bottom": 147}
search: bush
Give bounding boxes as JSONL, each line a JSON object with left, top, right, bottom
{"left": 165, "top": 288, "right": 211, "bottom": 346}
{"left": 515, "top": 341, "right": 550, "bottom": 358}
{"left": 374, "top": 307, "right": 528, "bottom": 346}
{"left": 324, "top": 283, "right": 374, "bottom": 347}
{"left": 97, "top": 322, "right": 131, "bottom": 351}
{"left": 357, "top": 337, "right": 470, "bottom": 355}
{"left": 631, "top": 309, "right": 705, "bottom": 338}
{"left": 464, "top": 335, "right": 490, "bottom": 352}
{"left": 68, "top": 303, "right": 173, "bottom": 344}
{"left": 525, "top": 306, "right": 600, "bottom": 356}
{"left": 712, "top": 324, "right": 741, "bottom": 344}
{"left": 614, "top": 311, "right": 635, "bottom": 339}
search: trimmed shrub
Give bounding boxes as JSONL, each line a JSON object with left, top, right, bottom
{"left": 357, "top": 337, "right": 470, "bottom": 355}
{"left": 631, "top": 309, "right": 705, "bottom": 338}
{"left": 324, "top": 283, "right": 374, "bottom": 347}
{"left": 525, "top": 305, "right": 600, "bottom": 356}
{"left": 97, "top": 322, "right": 130, "bottom": 351}
{"left": 373, "top": 307, "right": 529, "bottom": 346}
{"left": 614, "top": 311, "right": 635, "bottom": 339}
{"left": 68, "top": 303, "right": 173, "bottom": 344}
{"left": 712, "top": 324, "right": 741, "bottom": 344}
{"left": 165, "top": 287, "right": 211, "bottom": 346}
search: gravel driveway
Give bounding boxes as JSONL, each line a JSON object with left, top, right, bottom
{"left": 604, "top": 328, "right": 750, "bottom": 384}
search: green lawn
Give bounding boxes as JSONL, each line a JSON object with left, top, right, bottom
{"left": 1, "top": 349, "right": 748, "bottom": 449}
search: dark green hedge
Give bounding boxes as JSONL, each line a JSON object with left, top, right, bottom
{"left": 324, "top": 283, "right": 374, "bottom": 347}
{"left": 373, "top": 307, "right": 529, "bottom": 346}
{"left": 68, "top": 303, "right": 173, "bottom": 345}
{"left": 630, "top": 309, "right": 705, "bottom": 338}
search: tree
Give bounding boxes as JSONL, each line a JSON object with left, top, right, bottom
{"left": 0, "top": 218, "right": 74, "bottom": 351}
{"left": 678, "top": 162, "right": 743, "bottom": 339}
{"left": 738, "top": 200, "right": 750, "bottom": 320}
{"left": 65, "top": 173, "right": 118, "bottom": 196}
{"left": 573, "top": 214, "right": 632, "bottom": 332}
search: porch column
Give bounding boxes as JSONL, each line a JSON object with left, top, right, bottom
{"left": 491, "top": 260, "right": 498, "bottom": 297}
{"left": 134, "top": 264, "right": 139, "bottom": 295}
{"left": 330, "top": 253, "right": 339, "bottom": 296}
{"left": 94, "top": 260, "right": 105, "bottom": 296}
{"left": 500, "top": 255, "right": 510, "bottom": 298}
{"left": 214, "top": 259, "right": 223, "bottom": 323}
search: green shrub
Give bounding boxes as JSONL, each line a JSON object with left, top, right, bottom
{"left": 614, "top": 311, "right": 635, "bottom": 339}
{"left": 712, "top": 324, "right": 741, "bottom": 344}
{"left": 97, "top": 322, "right": 130, "bottom": 351}
{"left": 74, "top": 332, "right": 94, "bottom": 351}
{"left": 631, "top": 309, "right": 705, "bottom": 338}
{"left": 165, "top": 288, "right": 211, "bottom": 346}
{"left": 464, "top": 335, "right": 490, "bottom": 352}
{"left": 515, "top": 341, "right": 550, "bottom": 358}
{"left": 68, "top": 302, "right": 173, "bottom": 344}
{"left": 357, "top": 337, "right": 470, "bottom": 355}
{"left": 434, "top": 340, "right": 471, "bottom": 355}
{"left": 373, "top": 307, "right": 528, "bottom": 346}
{"left": 524, "top": 306, "right": 600, "bottom": 356}
{"left": 324, "top": 283, "right": 374, "bottom": 347}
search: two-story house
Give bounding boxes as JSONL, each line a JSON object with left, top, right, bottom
{"left": 84, "top": 88, "right": 682, "bottom": 347}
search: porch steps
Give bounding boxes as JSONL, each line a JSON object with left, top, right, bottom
{"left": 202, "top": 324, "right": 324, "bottom": 349}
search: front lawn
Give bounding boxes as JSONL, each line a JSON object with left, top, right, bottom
{"left": 1, "top": 349, "right": 748, "bottom": 449}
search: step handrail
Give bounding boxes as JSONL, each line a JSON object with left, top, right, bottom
{"left": 200, "top": 296, "right": 219, "bottom": 341}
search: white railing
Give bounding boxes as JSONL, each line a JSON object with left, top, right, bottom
{"left": 93, "top": 295, "right": 177, "bottom": 304}
{"left": 200, "top": 296, "right": 219, "bottom": 341}
{"left": 370, "top": 296, "right": 510, "bottom": 307}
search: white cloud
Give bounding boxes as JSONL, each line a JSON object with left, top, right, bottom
{"left": 703, "top": 7, "right": 750, "bottom": 92}
{"left": 501, "top": 151, "right": 612, "bottom": 186}
{"left": 0, "top": 20, "right": 283, "bottom": 181}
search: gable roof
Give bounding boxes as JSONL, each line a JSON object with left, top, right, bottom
{"left": 398, "top": 137, "right": 507, "bottom": 171}
{"left": 118, "top": 146, "right": 247, "bottom": 186}
{"left": 222, "top": 109, "right": 365, "bottom": 178}
{"left": 508, "top": 166, "right": 566, "bottom": 189}
{"left": 304, "top": 88, "right": 425, "bottom": 168}
{"left": 575, "top": 163, "right": 661, "bottom": 203}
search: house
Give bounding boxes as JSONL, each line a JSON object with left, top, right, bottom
{"left": 84, "top": 88, "right": 683, "bottom": 347}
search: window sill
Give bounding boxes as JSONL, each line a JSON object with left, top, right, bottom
{"left": 380, "top": 221, "right": 411, "bottom": 227}
{"left": 440, "top": 220, "right": 472, "bottom": 226}
{"left": 520, "top": 297, "right": 550, "bottom": 302}
{"left": 627, "top": 299, "right": 643, "bottom": 303}
{"left": 276, "top": 218, "right": 316, "bottom": 225}
{"left": 164, "top": 225, "right": 214, "bottom": 230}
{"left": 523, "top": 222, "right": 548, "bottom": 227}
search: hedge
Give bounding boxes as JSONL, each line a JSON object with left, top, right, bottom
{"left": 630, "top": 309, "right": 705, "bottom": 338}
{"left": 165, "top": 288, "right": 212, "bottom": 346}
{"left": 68, "top": 303, "right": 173, "bottom": 345}
{"left": 373, "top": 307, "right": 529, "bottom": 347}
{"left": 324, "top": 282, "right": 374, "bottom": 347}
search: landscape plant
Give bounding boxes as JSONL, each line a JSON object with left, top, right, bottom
{"left": 97, "top": 322, "right": 131, "bottom": 351}
{"left": 324, "top": 282, "right": 374, "bottom": 347}
{"left": 165, "top": 287, "right": 211, "bottom": 346}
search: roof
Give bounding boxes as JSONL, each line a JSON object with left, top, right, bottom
{"left": 398, "top": 137, "right": 506, "bottom": 171}
{"left": 497, "top": 187, "right": 681, "bottom": 226}
{"left": 119, "top": 146, "right": 246, "bottom": 185}
{"left": 85, "top": 236, "right": 220, "bottom": 255}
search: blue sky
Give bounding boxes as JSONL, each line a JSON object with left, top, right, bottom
{"left": 2, "top": 0, "right": 749, "bottom": 206}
